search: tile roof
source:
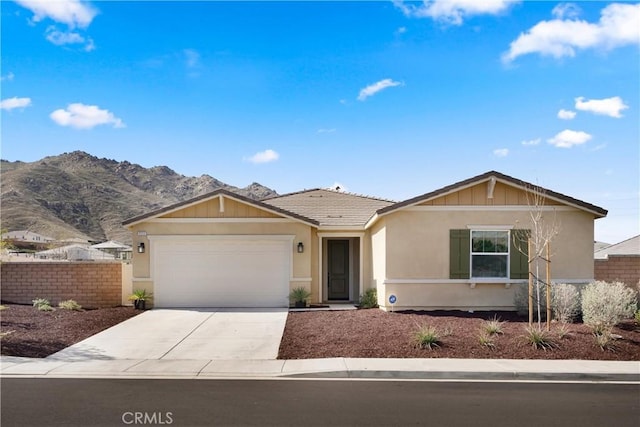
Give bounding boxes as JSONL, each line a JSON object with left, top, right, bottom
{"left": 262, "top": 189, "right": 395, "bottom": 227}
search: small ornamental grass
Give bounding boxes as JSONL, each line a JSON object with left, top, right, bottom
{"left": 555, "top": 323, "right": 571, "bottom": 340}
{"left": 478, "top": 333, "right": 496, "bottom": 350}
{"left": 482, "top": 316, "right": 505, "bottom": 336}
{"left": 635, "top": 309, "right": 640, "bottom": 326}
{"left": 0, "top": 305, "right": 7, "bottom": 311}
{"left": 522, "top": 325, "right": 556, "bottom": 351}
{"left": 413, "top": 325, "right": 442, "bottom": 350}
{"left": 32, "top": 298, "right": 54, "bottom": 312}
{"left": 58, "top": 299, "right": 83, "bottom": 311}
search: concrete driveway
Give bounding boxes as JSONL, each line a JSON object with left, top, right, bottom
{"left": 48, "top": 308, "right": 289, "bottom": 361}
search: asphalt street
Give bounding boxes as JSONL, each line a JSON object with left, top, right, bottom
{"left": 2, "top": 378, "right": 638, "bottom": 427}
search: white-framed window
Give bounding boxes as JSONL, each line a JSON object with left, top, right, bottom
{"left": 471, "top": 230, "right": 509, "bottom": 278}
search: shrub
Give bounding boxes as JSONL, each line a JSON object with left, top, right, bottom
{"left": 32, "top": 298, "right": 54, "bottom": 311}
{"left": 413, "top": 325, "right": 441, "bottom": 350}
{"left": 482, "top": 316, "right": 505, "bottom": 336}
{"left": 58, "top": 299, "right": 83, "bottom": 311}
{"left": 635, "top": 309, "right": 640, "bottom": 325}
{"left": 581, "top": 281, "right": 637, "bottom": 330}
{"left": 514, "top": 282, "right": 548, "bottom": 318}
{"left": 522, "top": 325, "right": 555, "bottom": 350}
{"left": 552, "top": 283, "right": 580, "bottom": 323}
{"left": 0, "top": 305, "right": 7, "bottom": 311}
{"left": 359, "top": 288, "right": 378, "bottom": 309}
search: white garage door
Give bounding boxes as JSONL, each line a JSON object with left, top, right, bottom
{"left": 151, "top": 236, "right": 291, "bottom": 308}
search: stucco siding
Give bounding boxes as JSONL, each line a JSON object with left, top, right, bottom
{"left": 380, "top": 282, "right": 517, "bottom": 311}
{"left": 384, "top": 209, "right": 594, "bottom": 281}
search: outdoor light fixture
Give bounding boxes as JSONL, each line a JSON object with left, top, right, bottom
{"left": 137, "top": 242, "right": 145, "bottom": 253}
{"left": 297, "top": 242, "right": 304, "bottom": 253}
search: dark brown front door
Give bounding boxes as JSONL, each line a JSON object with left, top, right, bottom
{"left": 328, "top": 240, "right": 349, "bottom": 300}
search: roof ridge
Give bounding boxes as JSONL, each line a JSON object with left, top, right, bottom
{"left": 261, "top": 188, "right": 323, "bottom": 201}
{"left": 322, "top": 187, "right": 397, "bottom": 203}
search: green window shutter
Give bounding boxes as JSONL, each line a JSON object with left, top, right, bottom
{"left": 450, "top": 229, "right": 470, "bottom": 279}
{"left": 510, "top": 229, "right": 530, "bottom": 279}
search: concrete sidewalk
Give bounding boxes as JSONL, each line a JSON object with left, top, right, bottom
{"left": 2, "top": 356, "right": 638, "bottom": 382}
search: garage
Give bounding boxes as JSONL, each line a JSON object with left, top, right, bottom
{"left": 150, "top": 235, "right": 292, "bottom": 308}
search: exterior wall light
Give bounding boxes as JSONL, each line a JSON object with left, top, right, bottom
{"left": 297, "top": 242, "right": 304, "bottom": 253}
{"left": 137, "top": 242, "right": 145, "bottom": 253}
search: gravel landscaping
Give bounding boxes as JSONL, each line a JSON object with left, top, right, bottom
{"left": 278, "top": 309, "right": 640, "bottom": 361}
{"left": 3, "top": 303, "right": 638, "bottom": 361}
{"left": 0, "top": 303, "right": 140, "bottom": 358}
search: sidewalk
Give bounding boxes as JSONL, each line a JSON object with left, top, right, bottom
{"left": 2, "top": 356, "right": 639, "bottom": 382}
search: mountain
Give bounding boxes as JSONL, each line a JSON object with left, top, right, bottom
{"left": 0, "top": 151, "right": 277, "bottom": 244}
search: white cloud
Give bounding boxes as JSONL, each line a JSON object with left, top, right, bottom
{"left": 49, "top": 103, "right": 125, "bottom": 129}
{"left": 45, "top": 27, "right": 95, "bottom": 51}
{"left": 357, "top": 78, "right": 402, "bottom": 101}
{"left": 503, "top": 3, "right": 640, "bottom": 63}
{"left": 521, "top": 138, "right": 541, "bottom": 146}
{"left": 1, "top": 72, "right": 15, "bottom": 81}
{"left": 575, "top": 96, "right": 628, "bottom": 118}
{"left": 493, "top": 148, "right": 509, "bottom": 157}
{"left": 590, "top": 143, "right": 607, "bottom": 152}
{"left": 394, "top": 0, "right": 516, "bottom": 25}
{"left": 0, "top": 97, "right": 32, "bottom": 111}
{"left": 396, "top": 26, "right": 407, "bottom": 35}
{"left": 245, "top": 149, "right": 279, "bottom": 164}
{"left": 552, "top": 3, "right": 581, "bottom": 20}
{"left": 557, "top": 109, "right": 576, "bottom": 120}
{"left": 15, "top": 0, "right": 97, "bottom": 28}
{"left": 317, "top": 128, "right": 336, "bottom": 134}
{"left": 547, "top": 129, "right": 592, "bottom": 148}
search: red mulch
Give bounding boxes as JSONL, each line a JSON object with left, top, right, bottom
{"left": 278, "top": 309, "right": 640, "bottom": 360}
{"left": 0, "top": 303, "right": 140, "bottom": 358}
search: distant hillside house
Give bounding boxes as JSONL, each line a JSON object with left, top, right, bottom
{"left": 36, "top": 244, "right": 116, "bottom": 261}
{"left": 91, "top": 240, "right": 132, "bottom": 260}
{"left": 2, "top": 230, "right": 55, "bottom": 243}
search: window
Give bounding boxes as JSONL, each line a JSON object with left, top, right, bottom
{"left": 471, "top": 230, "right": 509, "bottom": 278}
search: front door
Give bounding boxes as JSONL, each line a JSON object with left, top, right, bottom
{"left": 327, "top": 240, "right": 350, "bottom": 300}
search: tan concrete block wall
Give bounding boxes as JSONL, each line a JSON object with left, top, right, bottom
{"left": 0, "top": 262, "right": 123, "bottom": 308}
{"left": 594, "top": 255, "right": 640, "bottom": 290}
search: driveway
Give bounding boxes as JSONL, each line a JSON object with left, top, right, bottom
{"left": 48, "top": 308, "right": 289, "bottom": 361}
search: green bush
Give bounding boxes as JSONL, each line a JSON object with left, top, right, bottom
{"left": 32, "top": 298, "right": 54, "bottom": 311}
{"left": 413, "top": 325, "right": 441, "bottom": 350}
{"left": 581, "top": 281, "right": 637, "bottom": 330}
{"left": 359, "top": 288, "right": 378, "bottom": 309}
{"left": 288, "top": 287, "right": 311, "bottom": 303}
{"left": 58, "top": 299, "right": 83, "bottom": 311}
{"left": 634, "top": 309, "right": 640, "bottom": 325}
{"left": 552, "top": 283, "right": 580, "bottom": 323}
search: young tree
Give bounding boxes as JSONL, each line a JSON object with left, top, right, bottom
{"left": 513, "top": 185, "right": 560, "bottom": 329}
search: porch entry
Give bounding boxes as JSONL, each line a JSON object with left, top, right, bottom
{"left": 323, "top": 237, "right": 360, "bottom": 302}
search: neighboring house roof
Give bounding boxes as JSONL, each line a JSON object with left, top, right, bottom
{"left": 122, "top": 188, "right": 320, "bottom": 227}
{"left": 594, "top": 241, "right": 611, "bottom": 253}
{"left": 262, "top": 189, "right": 395, "bottom": 228}
{"left": 594, "top": 235, "right": 640, "bottom": 259}
{"left": 375, "top": 170, "right": 608, "bottom": 218}
{"left": 91, "top": 240, "right": 132, "bottom": 250}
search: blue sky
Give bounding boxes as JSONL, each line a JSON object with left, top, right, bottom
{"left": 1, "top": 1, "right": 639, "bottom": 243}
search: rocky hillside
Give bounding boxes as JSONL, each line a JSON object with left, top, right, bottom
{"left": 0, "top": 151, "right": 277, "bottom": 244}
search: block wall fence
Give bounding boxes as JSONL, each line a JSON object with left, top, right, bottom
{"left": 594, "top": 255, "right": 640, "bottom": 292}
{"left": 1, "top": 262, "right": 125, "bottom": 308}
